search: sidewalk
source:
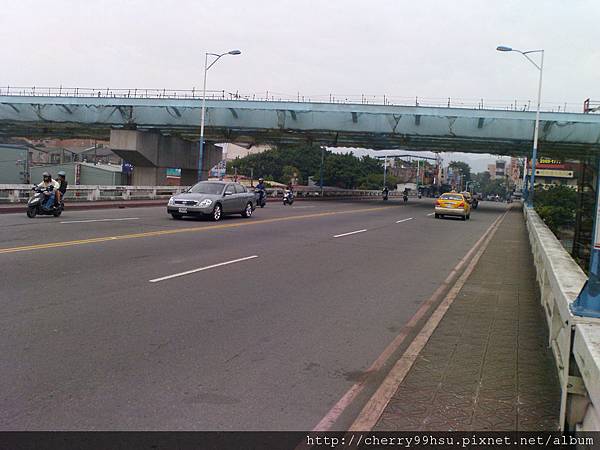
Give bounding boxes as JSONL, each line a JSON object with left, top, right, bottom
{"left": 373, "top": 207, "right": 561, "bottom": 431}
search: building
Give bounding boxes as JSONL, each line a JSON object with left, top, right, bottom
{"left": 509, "top": 157, "right": 523, "bottom": 189}
{"left": 30, "top": 162, "right": 126, "bottom": 185}
{"left": 0, "top": 144, "right": 29, "bottom": 183}
{"left": 528, "top": 157, "right": 577, "bottom": 188}
{"left": 222, "top": 143, "right": 271, "bottom": 161}
{"left": 486, "top": 159, "right": 509, "bottom": 180}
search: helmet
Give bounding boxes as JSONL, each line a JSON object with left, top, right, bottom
{"left": 42, "top": 171, "right": 50, "bottom": 177}
{"left": 258, "top": 177, "right": 264, "bottom": 182}
{"left": 57, "top": 171, "right": 66, "bottom": 177}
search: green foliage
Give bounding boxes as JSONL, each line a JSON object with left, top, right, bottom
{"left": 472, "top": 172, "right": 506, "bottom": 196}
{"left": 533, "top": 185, "right": 577, "bottom": 233}
{"left": 228, "top": 145, "right": 387, "bottom": 189}
{"left": 449, "top": 161, "right": 471, "bottom": 182}
{"left": 357, "top": 173, "right": 399, "bottom": 190}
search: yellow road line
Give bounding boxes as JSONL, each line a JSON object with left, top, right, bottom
{"left": 0, "top": 206, "right": 389, "bottom": 255}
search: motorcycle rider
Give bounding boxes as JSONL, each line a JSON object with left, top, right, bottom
{"left": 382, "top": 186, "right": 389, "bottom": 200}
{"left": 37, "top": 172, "right": 60, "bottom": 210}
{"left": 255, "top": 177, "right": 266, "bottom": 200}
{"left": 284, "top": 182, "right": 294, "bottom": 203}
{"left": 55, "top": 171, "right": 68, "bottom": 205}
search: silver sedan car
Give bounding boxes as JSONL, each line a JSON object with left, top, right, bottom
{"left": 167, "top": 181, "right": 256, "bottom": 221}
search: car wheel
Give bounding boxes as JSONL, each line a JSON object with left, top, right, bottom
{"left": 461, "top": 215, "right": 467, "bottom": 221}
{"left": 241, "top": 202, "right": 253, "bottom": 218}
{"left": 434, "top": 213, "right": 439, "bottom": 219}
{"left": 212, "top": 204, "right": 222, "bottom": 221}
{"left": 171, "top": 213, "right": 183, "bottom": 220}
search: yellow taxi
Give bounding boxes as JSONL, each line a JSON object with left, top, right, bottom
{"left": 435, "top": 192, "right": 471, "bottom": 220}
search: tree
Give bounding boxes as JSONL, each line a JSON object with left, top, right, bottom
{"left": 534, "top": 185, "right": 577, "bottom": 234}
{"left": 449, "top": 161, "right": 472, "bottom": 184}
{"left": 227, "top": 146, "right": 389, "bottom": 189}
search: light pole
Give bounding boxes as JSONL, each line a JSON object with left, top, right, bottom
{"left": 198, "top": 49, "right": 241, "bottom": 182}
{"left": 383, "top": 156, "right": 388, "bottom": 189}
{"left": 319, "top": 146, "right": 325, "bottom": 195}
{"left": 497, "top": 45, "right": 544, "bottom": 207}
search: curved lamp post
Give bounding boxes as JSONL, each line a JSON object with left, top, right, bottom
{"left": 496, "top": 45, "right": 544, "bottom": 207}
{"left": 198, "top": 49, "right": 241, "bottom": 181}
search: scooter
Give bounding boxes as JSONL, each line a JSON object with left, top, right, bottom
{"left": 27, "top": 186, "right": 64, "bottom": 218}
{"left": 283, "top": 189, "right": 294, "bottom": 205}
{"left": 255, "top": 189, "right": 267, "bottom": 208}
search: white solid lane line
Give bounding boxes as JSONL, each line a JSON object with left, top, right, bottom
{"left": 149, "top": 255, "right": 259, "bottom": 283}
{"left": 396, "top": 217, "right": 414, "bottom": 224}
{"left": 60, "top": 217, "right": 140, "bottom": 224}
{"left": 333, "top": 229, "right": 367, "bottom": 238}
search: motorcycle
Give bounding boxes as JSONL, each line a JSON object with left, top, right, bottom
{"left": 382, "top": 189, "right": 389, "bottom": 201}
{"left": 255, "top": 189, "right": 267, "bottom": 208}
{"left": 283, "top": 189, "right": 294, "bottom": 206}
{"left": 27, "top": 186, "right": 64, "bottom": 218}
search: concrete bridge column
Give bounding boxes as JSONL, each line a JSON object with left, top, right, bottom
{"left": 110, "top": 130, "right": 202, "bottom": 186}
{"left": 199, "top": 143, "right": 223, "bottom": 182}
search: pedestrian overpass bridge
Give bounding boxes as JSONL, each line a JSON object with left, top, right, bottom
{"left": 1, "top": 94, "right": 600, "bottom": 157}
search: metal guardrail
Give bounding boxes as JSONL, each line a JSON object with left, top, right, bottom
{"left": 0, "top": 86, "right": 582, "bottom": 113}
{"left": 524, "top": 206, "right": 600, "bottom": 431}
{"left": 0, "top": 184, "right": 403, "bottom": 204}
{"left": 0, "top": 185, "right": 190, "bottom": 203}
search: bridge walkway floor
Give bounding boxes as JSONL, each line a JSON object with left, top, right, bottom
{"left": 373, "top": 207, "right": 561, "bottom": 431}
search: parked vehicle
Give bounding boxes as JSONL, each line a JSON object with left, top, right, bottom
{"left": 434, "top": 192, "right": 471, "bottom": 220}
{"left": 26, "top": 186, "right": 63, "bottom": 218}
{"left": 283, "top": 189, "right": 294, "bottom": 205}
{"left": 167, "top": 181, "right": 255, "bottom": 221}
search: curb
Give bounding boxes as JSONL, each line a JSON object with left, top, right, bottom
{"left": 0, "top": 200, "right": 166, "bottom": 214}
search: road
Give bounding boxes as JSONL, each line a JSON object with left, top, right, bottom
{"left": 0, "top": 198, "right": 507, "bottom": 430}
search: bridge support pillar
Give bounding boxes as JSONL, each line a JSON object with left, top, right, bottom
{"left": 109, "top": 130, "right": 200, "bottom": 186}
{"left": 199, "top": 143, "right": 223, "bottom": 182}
{"left": 131, "top": 167, "right": 168, "bottom": 186}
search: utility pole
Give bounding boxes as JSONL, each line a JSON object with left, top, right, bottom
{"left": 383, "top": 156, "right": 388, "bottom": 189}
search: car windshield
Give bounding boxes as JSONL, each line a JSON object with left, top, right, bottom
{"left": 441, "top": 194, "right": 463, "bottom": 201}
{"left": 188, "top": 182, "right": 224, "bottom": 195}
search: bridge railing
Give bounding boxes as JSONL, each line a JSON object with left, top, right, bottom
{"left": 0, "top": 86, "right": 582, "bottom": 112}
{"left": 0, "top": 184, "right": 404, "bottom": 203}
{"left": 524, "top": 206, "right": 600, "bottom": 431}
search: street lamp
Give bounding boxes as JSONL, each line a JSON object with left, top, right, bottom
{"left": 198, "top": 49, "right": 241, "bottom": 181}
{"left": 496, "top": 45, "right": 544, "bottom": 207}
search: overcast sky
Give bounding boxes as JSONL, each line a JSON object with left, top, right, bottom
{"left": 2, "top": 0, "right": 598, "bottom": 171}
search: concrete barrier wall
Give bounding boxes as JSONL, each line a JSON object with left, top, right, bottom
{"left": 524, "top": 206, "right": 600, "bottom": 431}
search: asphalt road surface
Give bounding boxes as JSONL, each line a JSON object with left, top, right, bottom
{"left": 0, "top": 198, "right": 507, "bottom": 430}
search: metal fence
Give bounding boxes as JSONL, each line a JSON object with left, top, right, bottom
{"left": 0, "top": 184, "right": 404, "bottom": 204}
{"left": 0, "top": 85, "right": 583, "bottom": 113}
